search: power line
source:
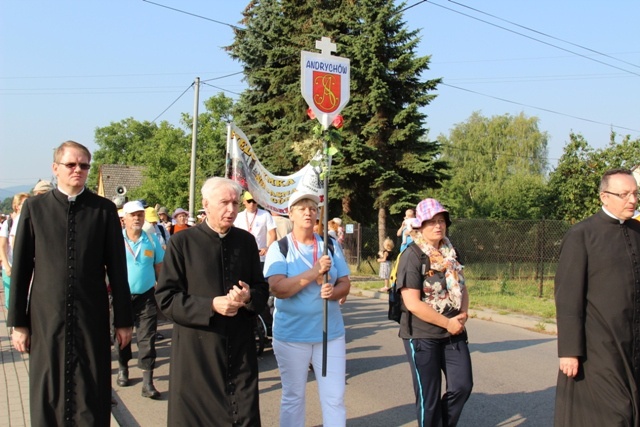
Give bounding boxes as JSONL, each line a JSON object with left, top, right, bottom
{"left": 201, "top": 81, "right": 241, "bottom": 96}
{"left": 1, "top": 89, "right": 210, "bottom": 96}
{"left": 0, "top": 72, "right": 246, "bottom": 95}
{"left": 433, "top": 51, "right": 640, "bottom": 65}
{"left": 423, "top": 1, "right": 640, "bottom": 78}
{"left": 0, "top": 71, "right": 240, "bottom": 80}
{"left": 150, "top": 80, "right": 241, "bottom": 124}
{"left": 399, "top": 0, "right": 429, "bottom": 14}
{"left": 139, "top": 1, "right": 638, "bottom": 138}
{"left": 440, "top": 82, "right": 640, "bottom": 133}
{"left": 201, "top": 71, "right": 244, "bottom": 82}
{"left": 151, "top": 82, "right": 194, "bottom": 123}
{"left": 447, "top": 0, "right": 640, "bottom": 70}
{"left": 445, "top": 72, "right": 629, "bottom": 84}
{"left": 142, "top": 0, "right": 244, "bottom": 31}
{"left": 1, "top": 85, "right": 192, "bottom": 92}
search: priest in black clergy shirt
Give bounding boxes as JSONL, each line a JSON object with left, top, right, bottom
{"left": 555, "top": 168, "right": 640, "bottom": 427}
{"left": 156, "top": 177, "right": 269, "bottom": 426}
{"left": 8, "top": 140, "right": 133, "bottom": 427}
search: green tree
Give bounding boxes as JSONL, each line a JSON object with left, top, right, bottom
{"left": 90, "top": 94, "right": 234, "bottom": 209}
{"left": 129, "top": 122, "right": 192, "bottom": 209}
{"left": 180, "top": 92, "right": 234, "bottom": 179}
{"left": 88, "top": 118, "right": 160, "bottom": 190}
{"left": 228, "top": 0, "right": 323, "bottom": 174}
{"left": 228, "top": 0, "right": 447, "bottom": 244}
{"left": 547, "top": 132, "right": 640, "bottom": 222}
{"left": 435, "top": 111, "right": 549, "bottom": 219}
{"left": 0, "top": 197, "right": 12, "bottom": 214}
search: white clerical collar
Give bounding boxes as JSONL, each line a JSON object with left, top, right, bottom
{"left": 57, "top": 187, "right": 85, "bottom": 201}
{"left": 602, "top": 206, "right": 625, "bottom": 224}
{"left": 205, "top": 218, "right": 230, "bottom": 237}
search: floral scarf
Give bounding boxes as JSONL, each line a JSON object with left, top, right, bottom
{"left": 411, "top": 232, "right": 465, "bottom": 313}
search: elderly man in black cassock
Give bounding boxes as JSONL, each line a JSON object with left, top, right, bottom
{"left": 156, "top": 177, "right": 269, "bottom": 426}
{"left": 8, "top": 141, "right": 133, "bottom": 427}
{"left": 555, "top": 168, "right": 640, "bottom": 426}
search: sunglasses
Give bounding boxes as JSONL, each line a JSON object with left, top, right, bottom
{"left": 246, "top": 199, "right": 257, "bottom": 204}
{"left": 57, "top": 162, "right": 91, "bottom": 171}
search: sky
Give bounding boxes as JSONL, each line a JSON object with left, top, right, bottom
{"left": 1, "top": 0, "right": 639, "bottom": 191}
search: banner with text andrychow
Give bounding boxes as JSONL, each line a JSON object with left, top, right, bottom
{"left": 225, "top": 123, "right": 325, "bottom": 214}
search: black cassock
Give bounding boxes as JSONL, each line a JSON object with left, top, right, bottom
{"left": 8, "top": 189, "right": 133, "bottom": 427}
{"left": 156, "top": 224, "right": 269, "bottom": 426}
{"left": 555, "top": 210, "right": 640, "bottom": 426}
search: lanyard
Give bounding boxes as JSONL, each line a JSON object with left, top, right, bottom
{"left": 245, "top": 211, "right": 257, "bottom": 232}
{"left": 291, "top": 234, "right": 318, "bottom": 270}
{"left": 123, "top": 231, "right": 142, "bottom": 262}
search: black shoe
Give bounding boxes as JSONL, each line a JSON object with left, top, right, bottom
{"left": 116, "top": 368, "right": 129, "bottom": 387}
{"left": 141, "top": 383, "right": 161, "bottom": 399}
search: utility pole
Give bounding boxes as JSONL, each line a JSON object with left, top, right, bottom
{"left": 188, "top": 77, "right": 200, "bottom": 222}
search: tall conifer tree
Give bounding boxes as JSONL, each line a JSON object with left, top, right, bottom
{"left": 228, "top": 0, "right": 446, "bottom": 237}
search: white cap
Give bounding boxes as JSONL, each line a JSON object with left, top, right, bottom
{"left": 287, "top": 191, "right": 321, "bottom": 212}
{"left": 122, "top": 200, "right": 145, "bottom": 214}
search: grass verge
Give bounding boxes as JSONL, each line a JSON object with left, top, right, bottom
{"left": 350, "top": 277, "right": 556, "bottom": 320}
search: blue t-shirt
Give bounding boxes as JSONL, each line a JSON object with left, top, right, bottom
{"left": 123, "top": 230, "right": 165, "bottom": 294}
{"left": 263, "top": 233, "right": 350, "bottom": 343}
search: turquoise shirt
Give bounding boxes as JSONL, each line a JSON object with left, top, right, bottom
{"left": 264, "top": 233, "right": 350, "bottom": 343}
{"left": 123, "top": 230, "right": 164, "bottom": 294}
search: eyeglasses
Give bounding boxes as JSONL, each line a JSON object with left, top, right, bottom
{"left": 603, "top": 190, "right": 639, "bottom": 200}
{"left": 246, "top": 199, "right": 257, "bottom": 204}
{"left": 57, "top": 162, "right": 91, "bottom": 171}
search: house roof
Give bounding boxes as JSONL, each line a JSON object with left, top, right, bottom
{"left": 98, "top": 164, "right": 146, "bottom": 200}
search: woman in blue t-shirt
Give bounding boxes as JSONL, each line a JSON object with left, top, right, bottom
{"left": 263, "top": 190, "right": 351, "bottom": 427}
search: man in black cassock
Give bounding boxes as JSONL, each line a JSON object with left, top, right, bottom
{"left": 8, "top": 141, "right": 133, "bottom": 427}
{"left": 555, "top": 168, "right": 640, "bottom": 426}
{"left": 156, "top": 177, "right": 268, "bottom": 426}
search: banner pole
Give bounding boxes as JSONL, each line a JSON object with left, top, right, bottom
{"left": 225, "top": 122, "right": 232, "bottom": 179}
{"left": 322, "top": 134, "right": 329, "bottom": 377}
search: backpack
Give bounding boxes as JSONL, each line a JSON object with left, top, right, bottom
{"left": 277, "top": 234, "right": 335, "bottom": 258}
{"left": 388, "top": 243, "right": 428, "bottom": 323}
{"left": 157, "top": 223, "right": 167, "bottom": 242}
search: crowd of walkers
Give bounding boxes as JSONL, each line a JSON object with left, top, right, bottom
{"left": 2, "top": 140, "right": 640, "bottom": 427}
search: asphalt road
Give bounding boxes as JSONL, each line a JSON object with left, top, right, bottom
{"left": 112, "top": 296, "right": 558, "bottom": 426}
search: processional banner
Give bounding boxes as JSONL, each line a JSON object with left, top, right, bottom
{"left": 225, "top": 123, "right": 325, "bottom": 214}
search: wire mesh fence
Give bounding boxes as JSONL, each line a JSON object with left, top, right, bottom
{"left": 342, "top": 219, "right": 572, "bottom": 298}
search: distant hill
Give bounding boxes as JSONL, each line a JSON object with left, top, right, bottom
{"left": 0, "top": 184, "right": 35, "bottom": 201}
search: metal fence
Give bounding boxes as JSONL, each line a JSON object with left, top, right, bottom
{"left": 342, "top": 219, "right": 572, "bottom": 292}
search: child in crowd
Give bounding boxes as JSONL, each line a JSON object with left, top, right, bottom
{"left": 378, "top": 237, "right": 395, "bottom": 292}
{"left": 397, "top": 208, "right": 415, "bottom": 252}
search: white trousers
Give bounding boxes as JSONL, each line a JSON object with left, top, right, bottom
{"left": 273, "top": 336, "right": 346, "bottom": 427}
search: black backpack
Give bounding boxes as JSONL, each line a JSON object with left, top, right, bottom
{"left": 277, "top": 235, "right": 335, "bottom": 258}
{"left": 388, "top": 243, "right": 428, "bottom": 323}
